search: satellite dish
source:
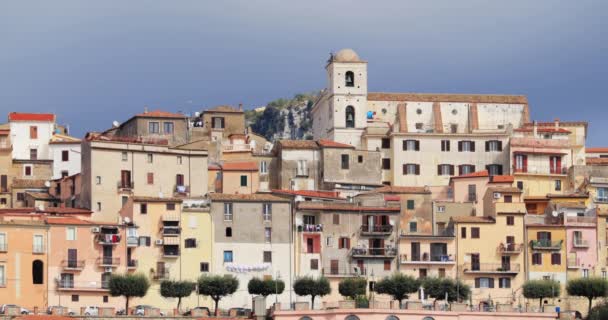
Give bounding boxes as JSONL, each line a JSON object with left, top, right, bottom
{"left": 44, "top": 181, "right": 51, "bottom": 187}
{"left": 112, "top": 121, "right": 120, "bottom": 127}
{"left": 552, "top": 211, "right": 559, "bottom": 217}
{"left": 194, "top": 111, "right": 200, "bottom": 117}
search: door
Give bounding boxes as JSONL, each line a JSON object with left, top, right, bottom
{"left": 411, "top": 242, "right": 421, "bottom": 261}
{"left": 357, "top": 260, "right": 364, "bottom": 274}
{"left": 306, "top": 238, "right": 314, "bottom": 253}
{"left": 157, "top": 261, "right": 165, "bottom": 278}
{"left": 120, "top": 170, "right": 131, "bottom": 188}
{"left": 471, "top": 253, "right": 480, "bottom": 271}
{"left": 501, "top": 256, "right": 511, "bottom": 271}
{"left": 68, "top": 249, "right": 77, "bottom": 268}
{"left": 176, "top": 174, "right": 185, "bottom": 186}
{"left": 103, "top": 246, "right": 112, "bottom": 265}
{"left": 0, "top": 175, "right": 6, "bottom": 192}
{"left": 419, "top": 268, "right": 427, "bottom": 278}
{"left": 506, "top": 236, "right": 515, "bottom": 251}
{"left": 330, "top": 260, "right": 339, "bottom": 275}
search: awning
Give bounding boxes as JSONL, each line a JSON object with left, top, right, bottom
{"left": 163, "top": 237, "right": 180, "bottom": 245}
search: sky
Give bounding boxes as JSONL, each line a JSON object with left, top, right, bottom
{"left": 1, "top": 1, "right": 607, "bottom": 145}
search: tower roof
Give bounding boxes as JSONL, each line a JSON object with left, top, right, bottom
{"left": 332, "top": 48, "right": 362, "bottom": 62}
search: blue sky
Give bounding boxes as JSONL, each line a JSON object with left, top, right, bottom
{"left": 1, "top": 1, "right": 606, "bottom": 145}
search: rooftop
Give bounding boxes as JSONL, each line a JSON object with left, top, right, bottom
{"left": 271, "top": 189, "right": 343, "bottom": 199}
{"left": 208, "top": 193, "right": 290, "bottom": 202}
{"left": 135, "top": 110, "right": 186, "bottom": 118}
{"left": 451, "top": 216, "right": 495, "bottom": 224}
{"left": 488, "top": 186, "right": 522, "bottom": 194}
{"left": 586, "top": 157, "right": 608, "bottom": 165}
{"left": 221, "top": 161, "right": 258, "bottom": 171}
{"left": 317, "top": 139, "right": 355, "bottom": 149}
{"left": 277, "top": 140, "right": 320, "bottom": 150}
{"left": 131, "top": 196, "right": 183, "bottom": 203}
{"left": 371, "top": 185, "right": 430, "bottom": 194}
{"left": 204, "top": 105, "right": 243, "bottom": 114}
{"left": 297, "top": 202, "right": 400, "bottom": 212}
{"left": 49, "top": 133, "right": 81, "bottom": 144}
{"left": 587, "top": 147, "right": 608, "bottom": 153}
{"left": 8, "top": 112, "right": 55, "bottom": 122}
{"left": 45, "top": 216, "right": 93, "bottom": 225}
{"left": 367, "top": 92, "right": 528, "bottom": 104}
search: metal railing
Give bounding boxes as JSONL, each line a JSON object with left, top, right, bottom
{"left": 498, "top": 243, "right": 523, "bottom": 254}
{"left": 462, "top": 263, "right": 520, "bottom": 273}
{"left": 127, "top": 259, "right": 138, "bottom": 268}
{"left": 117, "top": 181, "right": 134, "bottom": 190}
{"left": 96, "top": 257, "right": 120, "bottom": 266}
{"left": 96, "top": 234, "right": 121, "bottom": 244}
{"left": 300, "top": 224, "right": 323, "bottom": 232}
{"left": 162, "top": 226, "right": 181, "bottom": 236}
{"left": 153, "top": 270, "right": 170, "bottom": 280}
{"left": 360, "top": 225, "right": 393, "bottom": 234}
{"left": 350, "top": 247, "right": 397, "bottom": 257}
{"left": 573, "top": 239, "right": 589, "bottom": 247}
{"left": 401, "top": 253, "right": 454, "bottom": 263}
{"left": 530, "top": 239, "right": 562, "bottom": 250}
{"left": 322, "top": 265, "right": 367, "bottom": 277}
{"left": 61, "top": 259, "right": 85, "bottom": 270}
{"left": 512, "top": 165, "right": 567, "bottom": 175}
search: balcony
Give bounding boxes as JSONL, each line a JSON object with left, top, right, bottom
{"left": 223, "top": 144, "right": 252, "bottom": 153}
{"left": 96, "top": 234, "right": 121, "bottom": 245}
{"left": 400, "top": 253, "right": 455, "bottom": 265}
{"left": 162, "top": 226, "right": 181, "bottom": 236}
{"left": 530, "top": 239, "right": 562, "bottom": 250}
{"left": 595, "top": 196, "right": 608, "bottom": 203}
{"left": 127, "top": 259, "right": 138, "bottom": 269}
{"left": 61, "top": 260, "right": 85, "bottom": 271}
{"left": 174, "top": 185, "right": 190, "bottom": 196}
{"left": 322, "top": 265, "right": 367, "bottom": 278}
{"left": 360, "top": 225, "right": 394, "bottom": 236}
{"left": 0, "top": 142, "right": 12, "bottom": 151}
{"left": 461, "top": 263, "right": 520, "bottom": 274}
{"left": 573, "top": 239, "right": 589, "bottom": 248}
{"left": 295, "top": 168, "right": 309, "bottom": 177}
{"left": 498, "top": 243, "right": 523, "bottom": 255}
{"left": 0, "top": 242, "right": 7, "bottom": 252}
{"left": 299, "top": 224, "right": 323, "bottom": 232}
{"left": 117, "top": 181, "right": 134, "bottom": 191}
{"left": 32, "top": 244, "right": 45, "bottom": 254}
{"left": 126, "top": 236, "right": 139, "bottom": 247}
{"left": 163, "top": 250, "right": 180, "bottom": 258}
{"left": 350, "top": 247, "right": 397, "bottom": 259}
{"left": 565, "top": 216, "right": 596, "bottom": 225}
{"left": 153, "top": 270, "right": 170, "bottom": 281}
{"left": 512, "top": 165, "right": 567, "bottom": 176}
{"left": 57, "top": 280, "right": 110, "bottom": 292}
{"left": 162, "top": 214, "right": 180, "bottom": 222}
{"left": 96, "top": 257, "right": 120, "bottom": 267}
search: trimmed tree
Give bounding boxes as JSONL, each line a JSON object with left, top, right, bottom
{"left": 588, "top": 300, "right": 608, "bottom": 320}
{"left": 375, "top": 274, "right": 419, "bottom": 308}
{"left": 247, "top": 277, "right": 285, "bottom": 299}
{"left": 160, "top": 280, "right": 196, "bottom": 311}
{"left": 523, "top": 279, "right": 561, "bottom": 309}
{"left": 198, "top": 275, "right": 239, "bottom": 316}
{"left": 293, "top": 276, "right": 331, "bottom": 309}
{"left": 567, "top": 277, "right": 608, "bottom": 316}
{"left": 422, "top": 277, "right": 470, "bottom": 304}
{"left": 108, "top": 273, "right": 150, "bottom": 312}
{"left": 338, "top": 277, "right": 367, "bottom": 300}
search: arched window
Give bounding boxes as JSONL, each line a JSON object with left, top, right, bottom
{"left": 345, "top": 316, "right": 360, "bottom": 320}
{"left": 385, "top": 316, "right": 400, "bottom": 320}
{"left": 32, "top": 260, "right": 43, "bottom": 284}
{"left": 299, "top": 317, "right": 313, "bottom": 320}
{"left": 345, "top": 71, "right": 354, "bottom": 87}
{"left": 345, "top": 106, "right": 355, "bottom": 128}
{"left": 422, "top": 318, "right": 435, "bottom": 320}
{"left": 226, "top": 227, "right": 232, "bottom": 237}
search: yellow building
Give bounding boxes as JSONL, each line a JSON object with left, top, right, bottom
{"left": 525, "top": 222, "right": 567, "bottom": 287}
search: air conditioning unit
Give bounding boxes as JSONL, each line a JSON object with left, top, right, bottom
{"left": 493, "top": 192, "right": 501, "bottom": 199}
{"left": 104, "top": 267, "right": 113, "bottom": 273}
{"left": 155, "top": 239, "right": 164, "bottom": 245}
{"left": 91, "top": 227, "right": 100, "bottom": 233}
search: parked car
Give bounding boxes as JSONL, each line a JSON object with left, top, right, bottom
{"left": 182, "top": 307, "right": 210, "bottom": 316}
{"left": 0, "top": 304, "right": 30, "bottom": 315}
{"left": 229, "top": 307, "right": 251, "bottom": 316}
{"left": 133, "top": 305, "right": 165, "bottom": 316}
{"left": 83, "top": 306, "right": 99, "bottom": 316}
{"left": 46, "top": 306, "right": 74, "bottom": 315}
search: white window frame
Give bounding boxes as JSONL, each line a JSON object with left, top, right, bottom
{"left": 263, "top": 203, "right": 272, "bottom": 221}
{"left": 0, "top": 233, "right": 7, "bottom": 251}
{"left": 148, "top": 121, "right": 160, "bottom": 134}
{"left": 461, "top": 141, "right": 472, "bottom": 152}
{"left": 33, "top": 234, "right": 44, "bottom": 253}
{"left": 67, "top": 227, "right": 76, "bottom": 241}
{"left": 121, "top": 152, "right": 128, "bottom": 161}
{"left": 0, "top": 265, "right": 5, "bottom": 287}
{"left": 479, "top": 277, "right": 490, "bottom": 288}
{"left": 437, "top": 206, "right": 446, "bottom": 213}
{"left": 461, "top": 165, "right": 474, "bottom": 175}
{"left": 488, "top": 140, "right": 500, "bottom": 151}
{"left": 405, "top": 140, "right": 417, "bottom": 151}
{"left": 439, "top": 164, "right": 452, "bottom": 176}
{"left": 260, "top": 161, "right": 268, "bottom": 174}
{"left": 95, "top": 176, "right": 102, "bottom": 185}
{"left": 297, "top": 160, "right": 307, "bottom": 176}
{"left": 177, "top": 156, "right": 183, "bottom": 165}
{"left": 224, "top": 203, "right": 233, "bottom": 221}
{"left": 264, "top": 227, "right": 272, "bottom": 243}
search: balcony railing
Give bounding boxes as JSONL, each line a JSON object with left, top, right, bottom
{"left": 360, "top": 224, "right": 394, "bottom": 235}
{"left": 530, "top": 239, "right": 562, "bottom": 250}
{"left": 462, "top": 263, "right": 520, "bottom": 274}
{"left": 322, "top": 265, "right": 367, "bottom": 277}
{"left": 595, "top": 196, "right": 608, "bottom": 203}
{"left": 350, "top": 247, "right": 397, "bottom": 258}
{"left": 127, "top": 259, "right": 138, "bottom": 269}
{"left": 566, "top": 216, "right": 596, "bottom": 224}
{"left": 0, "top": 242, "right": 7, "bottom": 252}
{"left": 163, "top": 250, "right": 180, "bottom": 258}
{"left": 162, "top": 226, "right": 181, "bottom": 236}
{"left": 57, "top": 280, "right": 110, "bottom": 291}
{"left": 498, "top": 243, "right": 523, "bottom": 254}
{"left": 400, "top": 253, "right": 455, "bottom": 264}
{"left": 126, "top": 236, "right": 139, "bottom": 247}
{"left": 61, "top": 259, "right": 85, "bottom": 270}
{"left": 467, "top": 193, "right": 477, "bottom": 202}
{"left": 162, "top": 214, "right": 180, "bottom": 222}
{"left": 299, "top": 224, "right": 323, "bottom": 232}
{"left": 96, "top": 257, "right": 120, "bottom": 266}
{"left": 174, "top": 185, "right": 190, "bottom": 195}
{"left": 117, "top": 181, "right": 134, "bottom": 191}
{"left": 153, "top": 270, "right": 170, "bottom": 280}
{"left": 573, "top": 239, "right": 589, "bottom": 248}
{"left": 96, "top": 234, "right": 121, "bottom": 245}
{"left": 32, "top": 244, "right": 45, "bottom": 254}
{"left": 512, "top": 165, "right": 567, "bottom": 175}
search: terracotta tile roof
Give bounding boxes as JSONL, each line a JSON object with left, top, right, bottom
{"left": 514, "top": 127, "right": 571, "bottom": 134}
{"left": 45, "top": 216, "right": 93, "bottom": 225}
{"left": 555, "top": 202, "right": 587, "bottom": 209}
{"left": 135, "top": 110, "right": 186, "bottom": 118}
{"left": 367, "top": 92, "right": 528, "bottom": 104}
{"left": 221, "top": 161, "right": 258, "bottom": 171}
{"left": 49, "top": 133, "right": 81, "bottom": 144}
{"left": 547, "top": 193, "right": 588, "bottom": 199}
{"left": 204, "top": 105, "right": 243, "bottom": 113}
{"left": 132, "top": 196, "right": 183, "bottom": 203}
{"left": 488, "top": 186, "right": 522, "bottom": 194}
{"left": 525, "top": 121, "right": 588, "bottom": 127}
{"left": 317, "top": 139, "right": 355, "bottom": 149}
{"left": 40, "top": 207, "right": 92, "bottom": 215}
{"left": 208, "top": 193, "right": 290, "bottom": 202}
{"left": 277, "top": 140, "right": 319, "bottom": 150}
{"left": 208, "top": 163, "right": 222, "bottom": 170}
{"left": 451, "top": 170, "right": 489, "bottom": 179}
{"left": 372, "top": 185, "right": 430, "bottom": 194}
{"left": 586, "top": 158, "right": 608, "bottom": 165}
{"left": 489, "top": 175, "right": 515, "bottom": 183}
{"left": 297, "top": 202, "right": 400, "bottom": 212}
{"left": 587, "top": 147, "right": 608, "bottom": 153}
{"left": 8, "top": 112, "right": 55, "bottom": 122}
{"left": 12, "top": 179, "right": 47, "bottom": 189}
{"left": 271, "top": 189, "right": 343, "bottom": 199}
{"left": 0, "top": 129, "right": 9, "bottom": 135}
{"left": 451, "top": 216, "right": 495, "bottom": 223}
{"left": 25, "top": 192, "right": 58, "bottom": 200}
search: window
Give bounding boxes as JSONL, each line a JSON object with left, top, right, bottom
{"left": 555, "top": 180, "right": 562, "bottom": 191}
{"left": 225, "top": 227, "right": 232, "bottom": 237}
{"left": 549, "top": 156, "right": 562, "bottom": 174}
{"left": 240, "top": 175, "right": 248, "bottom": 187}
{"left": 409, "top": 221, "right": 417, "bottom": 233}
{"left": 223, "top": 251, "right": 233, "bottom": 263}
{"left": 97, "top": 202, "right": 102, "bottom": 211}
{"left": 583, "top": 269, "right": 589, "bottom": 278}
{"left": 103, "top": 296, "right": 109, "bottom": 303}
{"left": 458, "top": 141, "right": 475, "bottom": 152}
{"left": 147, "top": 153, "right": 153, "bottom": 163}
{"left": 384, "top": 260, "right": 391, "bottom": 271}
{"left": 506, "top": 216, "right": 515, "bottom": 226}
{"left": 358, "top": 155, "right": 363, "bottom": 163}
{"left": 185, "top": 238, "right": 197, "bottom": 248}
{"left": 62, "top": 150, "right": 69, "bottom": 162}
{"left": 517, "top": 181, "right": 524, "bottom": 190}
{"left": 437, "top": 164, "right": 454, "bottom": 176}
{"left": 441, "top": 140, "right": 450, "bottom": 152}
{"left": 597, "top": 187, "right": 608, "bottom": 202}
{"left": 121, "top": 196, "right": 128, "bottom": 207}
{"left": 263, "top": 251, "right": 272, "bottom": 263}
{"left": 487, "top": 164, "right": 503, "bottom": 176}
{"left": 166, "top": 203, "right": 175, "bottom": 211}
{"left": 200, "top": 262, "right": 209, "bottom": 272}
{"left": 504, "top": 195, "right": 512, "bottom": 203}
{"left": 67, "top": 227, "right": 76, "bottom": 241}
{"left": 471, "top": 227, "right": 480, "bottom": 238}
{"left": 407, "top": 200, "right": 415, "bottom": 210}
{"left": 437, "top": 206, "right": 445, "bottom": 213}
{"left": 403, "top": 164, "right": 420, "bottom": 175}
{"left": 338, "top": 237, "right": 350, "bottom": 249}
{"left": 475, "top": 277, "right": 494, "bottom": 288}
{"left": 326, "top": 236, "right": 333, "bottom": 247}
{"left": 29, "top": 148, "right": 38, "bottom": 160}
{"left": 33, "top": 235, "right": 43, "bottom": 253}
{"left": 30, "top": 126, "right": 38, "bottom": 139}
{"left": 147, "top": 172, "right": 154, "bottom": 185}
{"left": 297, "top": 160, "right": 308, "bottom": 176}
{"left": 341, "top": 154, "right": 349, "bottom": 169}
{"left": 71, "top": 295, "right": 79, "bottom": 302}
{"left": 139, "top": 236, "right": 151, "bottom": 246}
{"left": 551, "top": 253, "right": 561, "bottom": 265}
{"left": 264, "top": 227, "right": 272, "bottom": 243}
{"left": 345, "top": 106, "right": 355, "bottom": 128}
{"left": 140, "top": 203, "right": 147, "bottom": 214}
{"left": 260, "top": 161, "right": 268, "bottom": 174}
{"left": 333, "top": 214, "right": 340, "bottom": 225}
{"left": 403, "top": 140, "right": 420, "bottom": 151}
{"left": 177, "top": 156, "right": 182, "bottom": 165}
{"left": 163, "top": 122, "right": 174, "bottom": 134}
{"left": 61, "top": 170, "right": 69, "bottom": 178}
{"left": 532, "top": 253, "right": 542, "bottom": 265}
{"left": 224, "top": 203, "right": 233, "bottom": 221}
{"left": 32, "top": 260, "right": 44, "bottom": 284}
{"left": 262, "top": 203, "right": 272, "bottom": 221}
{"left": 438, "top": 268, "right": 446, "bottom": 278}
{"left": 0, "top": 265, "right": 5, "bottom": 287}
{"left": 461, "top": 227, "right": 466, "bottom": 238}
{"left": 0, "top": 233, "right": 6, "bottom": 251}
{"left": 212, "top": 117, "right": 225, "bottom": 129}
{"left": 345, "top": 71, "right": 354, "bottom": 87}
{"left": 498, "top": 277, "right": 511, "bottom": 288}
{"left": 24, "top": 166, "right": 32, "bottom": 176}
{"left": 382, "top": 158, "right": 391, "bottom": 170}
{"left": 459, "top": 165, "right": 475, "bottom": 175}
{"left": 148, "top": 122, "right": 160, "bottom": 134}
{"left": 381, "top": 138, "right": 390, "bottom": 149}
{"left": 303, "top": 215, "right": 316, "bottom": 225}
{"left": 486, "top": 140, "right": 503, "bottom": 152}
{"left": 310, "top": 259, "right": 319, "bottom": 270}
{"left": 17, "top": 192, "right": 25, "bottom": 201}
{"left": 176, "top": 174, "right": 185, "bottom": 187}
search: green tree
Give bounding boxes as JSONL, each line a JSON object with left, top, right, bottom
{"left": 422, "top": 277, "right": 470, "bottom": 303}
{"left": 375, "top": 274, "right": 420, "bottom": 308}
{"left": 567, "top": 277, "right": 608, "bottom": 316}
{"left": 160, "top": 280, "right": 196, "bottom": 311}
{"left": 197, "top": 275, "right": 239, "bottom": 316}
{"left": 523, "top": 279, "right": 561, "bottom": 309}
{"left": 108, "top": 273, "right": 150, "bottom": 311}
{"left": 247, "top": 277, "right": 285, "bottom": 298}
{"left": 588, "top": 300, "right": 608, "bottom": 320}
{"left": 293, "top": 276, "right": 331, "bottom": 309}
{"left": 338, "top": 277, "right": 367, "bottom": 300}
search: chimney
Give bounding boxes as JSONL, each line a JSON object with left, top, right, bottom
{"left": 239, "top": 103, "right": 243, "bottom": 111}
{"left": 554, "top": 118, "right": 560, "bottom": 130}
{"left": 533, "top": 121, "right": 538, "bottom": 137}
{"left": 144, "top": 106, "right": 148, "bottom": 114}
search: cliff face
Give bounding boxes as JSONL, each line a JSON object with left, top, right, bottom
{"left": 245, "top": 93, "right": 318, "bottom": 142}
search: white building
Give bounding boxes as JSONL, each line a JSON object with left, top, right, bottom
{"left": 49, "top": 134, "right": 81, "bottom": 179}
{"left": 8, "top": 112, "right": 56, "bottom": 160}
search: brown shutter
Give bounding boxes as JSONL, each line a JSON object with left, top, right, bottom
{"left": 498, "top": 141, "right": 503, "bottom": 151}
{"left": 338, "top": 238, "right": 343, "bottom": 249}
{"left": 415, "top": 164, "right": 420, "bottom": 175}
{"left": 489, "top": 278, "right": 495, "bottom": 288}
{"left": 437, "top": 165, "right": 442, "bottom": 175}
{"left": 470, "top": 141, "right": 475, "bottom": 152}
{"left": 415, "top": 140, "right": 420, "bottom": 151}
{"left": 449, "top": 165, "right": 455, "bottom": 176}
{"left": 485, "top": 141, "right": 490, "bottom": 152}
{"left": 458, "top": 141, "right": 463, "bottom": 151}
{"left": 475, "top": 278, "right": 480, "bottom": 288}
{"left": 147, "top": 173, "right": 154, "bottom": 184}
{"left": 346, "top": 238, "right": 350, "bottom": 249}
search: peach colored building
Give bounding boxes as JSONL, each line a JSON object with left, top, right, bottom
{"left": 208, "top": 161, "right": 259, "bottom": 194}
{"left": 46, "top": 216, "right": 127, "bottom": 311}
